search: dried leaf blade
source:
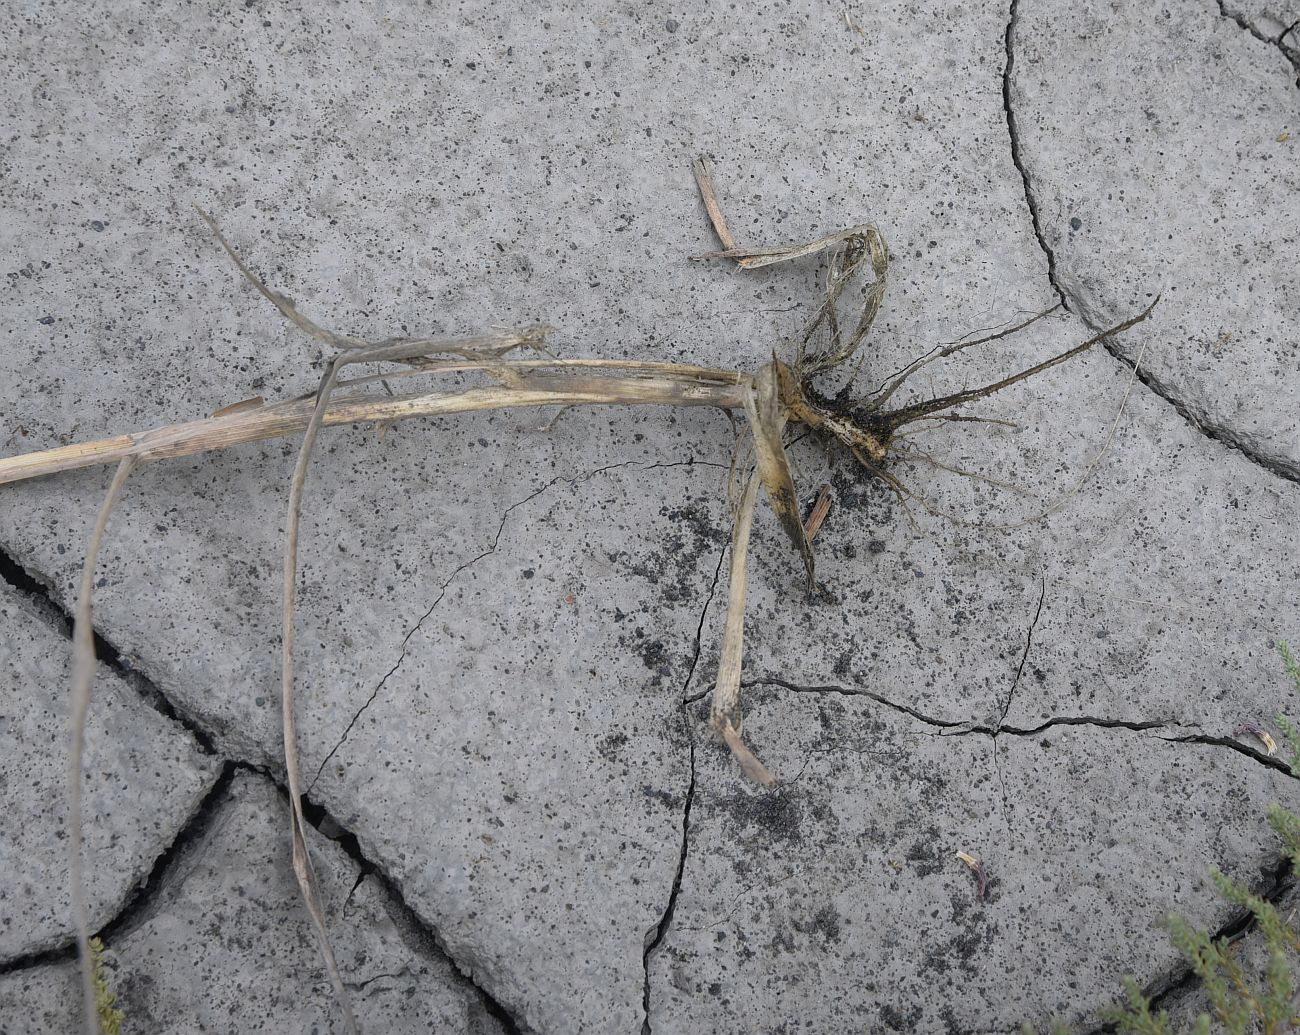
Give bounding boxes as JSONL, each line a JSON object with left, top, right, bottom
{"left": 743, "top": 361, "right": 815, "bottom": 586}
{"left": 710, "top": 471, "right": 778, "bottom": 788}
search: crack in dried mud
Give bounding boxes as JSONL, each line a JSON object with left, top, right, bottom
{"left": 1003, "top": 0, "right": 1067, "bottom": 314}
{"left": 306, "top": 456, "right": 724, "bottom": 795}
{"left": 1003, "top": 0, "right": 1300, "bottom": 486}
{"left": 0, "top": 762, "right": 529, "bottom": 1032}
{"left": 0, "top": 541, "right": 217, "bottom": 755}
{"left": 640, "top": 534, "right": 727, "bottom": 1034}
{"left": 1217, "top": 0, "right": 1300, "bottom": 82}
{"left": 1080, "top": 857, "right": 1296, "bottom": 1035}
{"left": 753, "top": 676, "right": 1298, "bottom": 779}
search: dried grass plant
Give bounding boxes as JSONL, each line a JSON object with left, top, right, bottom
{"left": 0, "top": 158, "right": 1157, "bottom": 1033}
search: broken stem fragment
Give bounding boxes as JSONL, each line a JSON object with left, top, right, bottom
{"left": 803, "top": 484, "right": 834, "bottom": 542}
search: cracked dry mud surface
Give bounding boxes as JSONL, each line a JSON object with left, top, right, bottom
{"left": 1009, "top": 0, "right": 1300, "bottom": 479}
{"left": 0, "top": 771, "right": 512, "bottom": 1034}
{"left": 1, "top": 0, "right": 1298, "bottom": 1032}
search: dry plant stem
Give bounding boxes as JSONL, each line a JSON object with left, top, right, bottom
{"left": 281, "top": 353, "right": 362, "bottom": 1035}
{"left": 743, "top": 361, "right": 815, "bottom": 586}
{"left": 277, "top": 321, "right": 559, "bottom": 1034}
{"left": 695, "top": 221, "right": 886, "bottom": 271}
{"left": 330, "top": 356, "right": 744, "bottom": 391}
{"left": 0, "top": 367, "right": 748, "bottom": 486}
{"left": 70, "top": 455, "right": 138, "bottom": 1035}
{"left": 195, "top": 207, "right": 367, "bottom": 350}
{"left": 8, "top": 158, "right": 1164, "bottom": 1035}
{"left": 711, "top": 471, "right": 777, "bottom": 787}
{"left": 220, "top": 224, "right": 553, "bottom": 1033}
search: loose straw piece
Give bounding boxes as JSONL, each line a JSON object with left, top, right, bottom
{"left": 691, "top": 156, "right": 739, "bottom": 252}
{"left": 280, "top": 353, "right": 361, "bottom": 1035}
{"left": 272, "top": 319, "right": 554, "bottom": 1035}
{"left": 694, "top": 221, "right": 885, "bottom": 271}
{"left": 803, "top": 484, "right": 833, "bottom": 542}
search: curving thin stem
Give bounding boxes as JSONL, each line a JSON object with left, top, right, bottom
{"left": 70, "top": 456, "right": 138, "bottom": 1035}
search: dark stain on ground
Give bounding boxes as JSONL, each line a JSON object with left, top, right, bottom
{"left": 597, "top": 730, "right": 628, "bottom": 761}
{"left": 637, "top": 635, "right": 670, "bottom": 673}
{"left": 880, "top": 1002, "right": 924, "bottom": 1032}
{"left": 915, "top": 890, "right": 1002, "bottom": 984}
{"left": 716, "top": 785, "right": 805, "bottom": 847}
{"left": 792, "top": 902, "right": 844, "bottom": 946}
{"left": 607, "top": 497, "right": 727, "bottom": 609}
{"left": 904, "top": 825, "right": 944, "bottom": 877}
{"left": 661, "top": 501, "right": 729, "bottom": 549}
{"left": 829, "top": 451, "right": 896, "bottom": 517}
{"left": 641, "top": 783, "right": 681, "bottom": 810}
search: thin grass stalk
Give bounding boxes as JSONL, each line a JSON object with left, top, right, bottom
{"left": 70, "top": 456, "right": 138, "bottom": 1035}
{"left": 277, "top": 330, "right": 552, "bottom": 1032}
{"left": 280, "top": 353, "right": 360, "bottom": 1033}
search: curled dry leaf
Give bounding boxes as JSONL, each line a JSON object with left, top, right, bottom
{"left": 1233, "top": 724, "right": 1279, "bottom": 756}
{"left": 955, "top": 850, "right": 989, "bottom": 900}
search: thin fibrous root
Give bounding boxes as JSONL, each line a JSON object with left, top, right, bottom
{"left": 890, "top": 445, "right": 1037, "bottom": 498}
{"left": 879, "top": 294, "right": 1161, "bottom": 433}
{"left": 868, "top": 304, "right": 1061, "bottom": 410}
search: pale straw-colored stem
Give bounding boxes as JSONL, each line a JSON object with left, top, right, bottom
{"left": 0, "top": 371, "right": 749, "bottom": 486}
{"left": 70, "top": 456, "right": 138, "bottom": 1035}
